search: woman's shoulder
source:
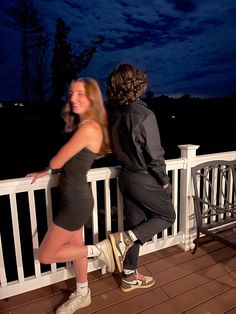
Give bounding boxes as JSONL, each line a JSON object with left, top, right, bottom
{"left": 79, "top": 120, "right": 101, "bottom": 132}
{"left": 72, "top": 120, "right": 102, "bottom": 142}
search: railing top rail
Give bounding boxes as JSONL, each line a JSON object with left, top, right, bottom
{"left": 1, "top": 150, "right": 236, "bottom": 193}
{"left": 166, "top": 157, "right": 187, "bottom": 170}
{"left": 0, "top": 176, "right": 59, "bottom": 195}
{"left": 87, "top": 166, "right": 121, "bottom": 182}
{"left": 194, "top": 150, "right": 236, "bottom": 165}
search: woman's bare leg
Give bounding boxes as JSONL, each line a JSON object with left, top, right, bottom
{"left": 38, "top": 222, "right": 115, "bottom": 277}
{"left": 69, "top": 228, "right": 87, "bottom": 283}
{"left": 38, "top": 223, "right": 88, "bottom": 264}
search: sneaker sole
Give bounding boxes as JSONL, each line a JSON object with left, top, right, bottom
{"left": 103, "top": 239, "right": 115, "bottom": 273}
{"left": 109, "top": 234, "right": 123, "bottom": 272}
{"left": 56, "top": 297, "right": 91, "bottom": 313}
{"left": 120, "top": 279, "right": 155, "bottom": 292}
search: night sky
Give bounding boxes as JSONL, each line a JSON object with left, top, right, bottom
{"left": 0, "top": 0, "right": 236, "bottom": 100}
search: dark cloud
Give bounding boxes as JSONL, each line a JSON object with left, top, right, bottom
{"left": 106, "top": 11, "right": 207, "bottom": 51}
{"left": 200, "top": 18, "right": 224, "bottom": 27}
{"left": 120, "top": 1, "right": 129, "bottom": 8}
{"left": 64, "top": 1, "right": 82, "bottom": 10}
{"left": 105, "top": 12, "right": 181, "bottom": 50}
{"left": 167, "top": 0, "right": 197, "bottom": 13}
{"left": 0, "top": 0, "right": 236, "bottom": 99}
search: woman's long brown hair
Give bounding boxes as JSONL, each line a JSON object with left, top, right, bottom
{"left": 61, "top": 77, "right": 111, "bottom": 155}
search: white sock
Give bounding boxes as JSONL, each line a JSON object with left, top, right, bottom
{"left": 128, "top": 230, "right": 138, "bottom": 242}
{"left": 87, "top": 245, "right": 100, "bottom": 258}
{"left": 76, "top": 281, "right": 88, "bottom": 296}
{"left": 124, "top": 269, "right": 135, "bottom": 275}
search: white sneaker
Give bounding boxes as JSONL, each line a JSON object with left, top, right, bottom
{"left": 95, "top": 239, "right": 115, "bottom": 273}
{"left": 109, "top": 232, "right": 134, "bottom": 272}
{"left": 121, "top": 271, "right": 155, "bottom": 292}
{"left": 56, "top": 289, "right": 91, "bottom": 314}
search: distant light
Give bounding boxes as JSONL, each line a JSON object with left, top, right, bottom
{"left": 171, "top": 115, "right": 176, "bottom": 119}
{"left": 14, "top": 102, "right": 24, "bottom": 107}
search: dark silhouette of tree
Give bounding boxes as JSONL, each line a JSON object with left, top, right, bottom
{"left": 50, "top": 17, "right": 73, "bottom": 102}
{"left": 145, "top": 90, "right": 154, "bottom": 99}
{"left": 74, "top": 35, "right": 105, "bottom": 76}
{"left": 51, "top": 17, "right": 105, "bottom": 102}
{"left": 8, "top": 0, "right": 48, "bottom": 101}
{"left": 30, "top": 20, "right": 49, "bottom": 101}
{"left": 181, "top": 94, "right": 192, "bottom": 101}
{"left": 230, "top": 90, "right": 236, "bottom": 98}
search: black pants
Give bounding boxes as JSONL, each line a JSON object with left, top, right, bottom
{"left": 119, "top": 169, "right": 176, "bottom": 270}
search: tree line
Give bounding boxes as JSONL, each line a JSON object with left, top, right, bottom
{"left": 8, "top": 0, "right": 104, "bottom": 102}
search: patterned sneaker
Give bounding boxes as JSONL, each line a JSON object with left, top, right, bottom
{"left": 121, "top": 271, "right": 155, "bottom": 292}
{"left": 56, "top": 289, "right": 91, "bottom": 314}
{"left": 95, "top": 239, "right": 115, "bottom": 273}
{"left": 109, "top": 232, "right": 134, "bottom": 272}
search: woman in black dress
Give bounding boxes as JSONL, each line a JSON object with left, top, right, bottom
{"left": 27, "top": 78, "right": 115, "bottom": 314}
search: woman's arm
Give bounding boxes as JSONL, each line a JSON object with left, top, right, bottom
{"left": 49, "top": 123, "right": 95, "bottom": 169}
{"left": 27, "top": 122, "right": 102, "bottom": 183}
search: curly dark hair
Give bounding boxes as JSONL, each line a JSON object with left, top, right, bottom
{"left": 106, "top": 63, "right": 148, "bottom": 106}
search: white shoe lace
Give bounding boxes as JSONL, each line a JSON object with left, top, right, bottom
{"left": 63, "top": 292, "right": 82, "bottom": 308}
{"left": 56, "top": 290, "right": 90, "bottom": 314}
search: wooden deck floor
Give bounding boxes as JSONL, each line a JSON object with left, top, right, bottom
{"left": 1, "top": 234, "right": 236, "bottom": 314}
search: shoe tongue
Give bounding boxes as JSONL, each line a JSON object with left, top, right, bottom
{"left": 135, "top": 273, "right": 144, "bottom": 280}
{"left": 69, "top": 292, "right": 76, "bottom": 299}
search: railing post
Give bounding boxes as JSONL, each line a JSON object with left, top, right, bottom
{"left": 178, "top": 144, "right": 199, "bottom": 251}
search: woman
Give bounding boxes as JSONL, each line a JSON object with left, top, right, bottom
{"left": 106, "top": 64, "right": 176, "bottom": 292}
{"left": 27, "top": 77, "right": 115, "bottom": 313}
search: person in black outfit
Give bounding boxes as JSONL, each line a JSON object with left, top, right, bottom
{"left": 106, "top": 64, "right": 176, "bottom": 292}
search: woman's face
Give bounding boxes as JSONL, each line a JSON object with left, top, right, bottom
{"left": 69, "top": 81, "right": 91, "bottom": 116}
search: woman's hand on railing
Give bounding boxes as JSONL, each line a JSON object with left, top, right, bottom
{"left": 26, "top": 169, "right": 50, "bottom": 184}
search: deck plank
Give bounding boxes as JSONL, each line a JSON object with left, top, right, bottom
{"left": 1, "top": 242, "right": 236, "bottom": 314}
{"left": 138, "top": 272, "right": 236, "bottom": 313}
{"left": 0, "top": 285, "right": 54, "bottom": 313}
{"left": 92, "top": 287, "right": 169, "bottom": 314}
{"left": 224, "top": 306, "right": 236, "bottom": 314}
{"left": 185, "top": 286, "right": 236, "bottom": 314}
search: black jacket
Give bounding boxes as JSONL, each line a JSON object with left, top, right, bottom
{"left": 111, "top": 100, "right": 169, "bottom": 186}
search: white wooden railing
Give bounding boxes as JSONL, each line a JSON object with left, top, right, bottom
{"left": 0, "top": 145, "right": 236, "bottom": 299}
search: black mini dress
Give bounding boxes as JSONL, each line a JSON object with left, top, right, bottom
{"left": 54, "top": 148, "right": 97, "bottom": 231}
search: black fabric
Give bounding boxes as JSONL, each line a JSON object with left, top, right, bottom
{"left": 111, "top": 100, "right": 176, "bottom": 270}
{"left": 54, "top": 148, "right": 97, "bottom": 231}
{"left": 120, "top": 169, "right": 176, "bottom": 270}
{"left": 111, "top": 100, "right": 169, "bottom": 186}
